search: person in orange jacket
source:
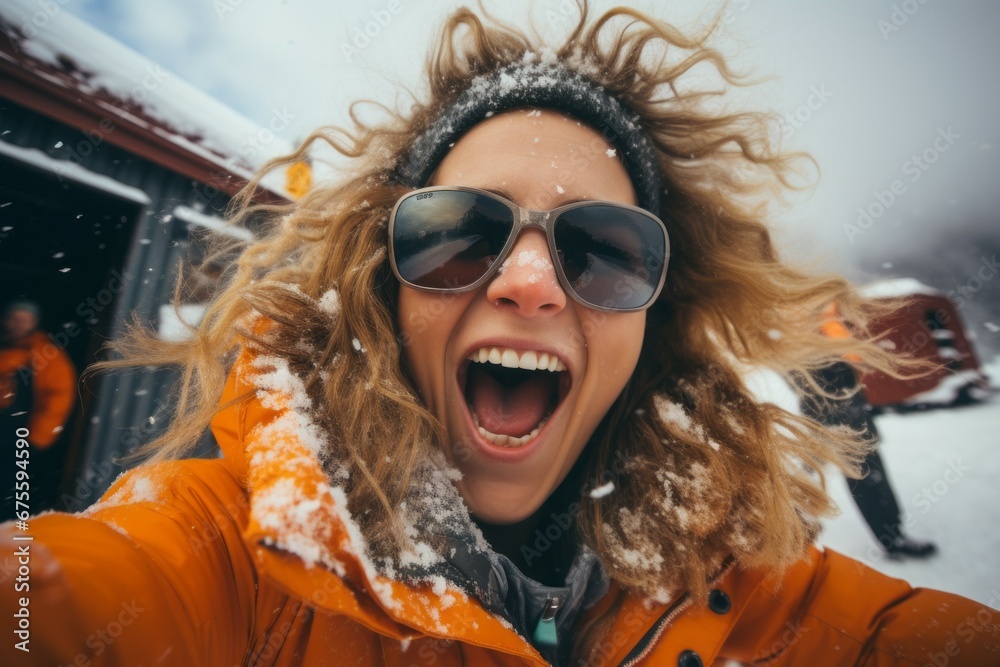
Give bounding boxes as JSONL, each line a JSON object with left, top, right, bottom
{"left": 1, "top": 300, "right": 76, "bottom": 520}
{"left": 3, "top": 5, "right": 998, "bottom": 666}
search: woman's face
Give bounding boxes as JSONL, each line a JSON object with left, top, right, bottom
{"left": 398, "top": 110, "right": 646, "bottom": 523}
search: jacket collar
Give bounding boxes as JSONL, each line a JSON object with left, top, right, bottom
{"left": 211, "top": 344, "right": 551, "bottom": 663}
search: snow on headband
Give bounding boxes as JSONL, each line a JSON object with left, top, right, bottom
{"left": 395, "top": 53, "right": 664, "bottom": 216}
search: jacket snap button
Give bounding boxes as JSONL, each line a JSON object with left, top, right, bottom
{"left": 678, "top": 649, "right": 703, "bottom": 667}
{"left": 708, "top": 589, "right": 731, "bottom": 614}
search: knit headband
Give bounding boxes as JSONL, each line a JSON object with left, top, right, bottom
{"left": 395, "top": 55, "right": 664, "bottom": 216}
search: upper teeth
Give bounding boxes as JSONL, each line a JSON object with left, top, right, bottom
{"left": 467, "top": 347, "right": 567, "bottom": 372}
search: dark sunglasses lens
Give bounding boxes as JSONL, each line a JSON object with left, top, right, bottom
{"left": 554, "top": 206, "right": 666, "bottom": 310}
{"left": 393, "top": 191, "right": 515, "bottom": 289}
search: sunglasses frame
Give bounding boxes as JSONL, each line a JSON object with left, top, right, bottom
{"left": 388, "top": 185, "right": 670, "bottom": 313}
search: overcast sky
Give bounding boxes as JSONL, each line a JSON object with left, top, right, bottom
{"left": 60, "top": 0, "right": 1000, "bottom": 286}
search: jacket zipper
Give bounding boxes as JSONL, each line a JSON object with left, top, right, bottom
{"left": 617, "top": 559, "right": 737, "bottom": 666}
{"left": 617, "top": 593, "right": 692, "bottom": 667}
{"left": 533, "top": 596, "right": 561, "bottom": 646}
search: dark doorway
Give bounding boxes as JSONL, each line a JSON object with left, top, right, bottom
{"left": 0, "top": 153, "right": 141, "bottom": 512}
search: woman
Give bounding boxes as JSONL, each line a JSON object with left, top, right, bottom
{"left": 2, "top": 4, "right": 996, "bottom": 666}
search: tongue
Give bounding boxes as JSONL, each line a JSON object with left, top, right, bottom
{"left": 467, "top": 365, "right": 554, "bottom": 437}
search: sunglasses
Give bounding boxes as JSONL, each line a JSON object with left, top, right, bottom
{"left": 388, "top": 186, "right": 670, "bottom": 312}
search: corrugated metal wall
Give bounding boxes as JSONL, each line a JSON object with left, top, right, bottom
{"left": 1, "top": 97, "right": 236, "bottom": 507}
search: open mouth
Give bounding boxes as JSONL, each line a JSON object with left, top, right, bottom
{"left": 460, "top": 346, "right": 571, "bottom": 448}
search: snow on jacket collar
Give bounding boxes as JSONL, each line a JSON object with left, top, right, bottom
{"left": 213, "top": 343, "right": 618, "bottom": 664}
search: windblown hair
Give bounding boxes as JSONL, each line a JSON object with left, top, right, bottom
{"left": 96, "top": 1, "right": 914, "bottom": 661}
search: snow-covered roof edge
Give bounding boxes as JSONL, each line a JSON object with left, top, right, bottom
{"left": 0, "top": 0, "right": 294, "bottom": 198}
{"left": 858, "top": 278, "right": 943, "bottom": 300}
{"left": 0, "top": 139, "right": 151, "bottom": 204}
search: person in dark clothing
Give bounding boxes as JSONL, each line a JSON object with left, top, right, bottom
{"left": 799, "top": 361, "right": 937, "bottom": 559}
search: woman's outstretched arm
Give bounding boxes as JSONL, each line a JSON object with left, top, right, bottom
{"left": 2, "top": 459, "right": 255, "bottom": 666}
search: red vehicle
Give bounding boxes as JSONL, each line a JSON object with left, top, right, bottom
{"left": 857, "top": 279, "right": 990, "bottom": 409}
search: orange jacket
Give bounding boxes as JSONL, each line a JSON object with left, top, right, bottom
{"left": 2, "top": 345, "right": 997, "bottom": 666}
{"left": 0, "top": 331, "right": 76, "bottom": 448}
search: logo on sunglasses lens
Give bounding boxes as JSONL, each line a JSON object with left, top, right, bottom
{"left": 415, "top": 192, "right": 434, "bottom": 200}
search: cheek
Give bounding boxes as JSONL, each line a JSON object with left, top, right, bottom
{"left": 585, "top": 310, "right": 646, "bottom": 378}
{"left": 398, "top": 289, "right": 437, "bottom": 397}
{"left": 397, "top": 288, "right": 431, "bottom": 348}
{"left": 397, "top": 287, "right": 470, "bottom": 403}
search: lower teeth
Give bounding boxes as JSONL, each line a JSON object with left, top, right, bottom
{"left": 471, "top": 409, "right": 550, "bottom": 448}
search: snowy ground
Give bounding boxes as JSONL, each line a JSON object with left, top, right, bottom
{"left": 818, "top": 390, "right": 1000, "bottom": 609}
{"left": 745, "top": 358, "right": 1000, "bottom": 609}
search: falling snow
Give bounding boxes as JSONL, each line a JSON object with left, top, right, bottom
{"left": 589, "top": 481, "right": 615, "bottom": 499}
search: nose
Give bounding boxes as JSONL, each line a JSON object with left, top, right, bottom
{"left": 486, "top": 229, "right": 567, "bottom": 317}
